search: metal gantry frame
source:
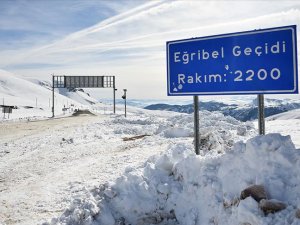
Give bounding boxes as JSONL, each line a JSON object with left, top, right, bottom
{"left": 52, "top": 75, "right": 116, "bottom": 117}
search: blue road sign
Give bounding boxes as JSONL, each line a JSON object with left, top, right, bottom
{"left": 167, "top": 25, "right": 298, "bottom": 96}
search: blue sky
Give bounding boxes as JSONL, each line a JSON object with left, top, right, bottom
{"left": 0, "top": 0, "right": 299, "bottom": 99}
{"left": 0, "top": 0, "right": 146, "bottom": 50}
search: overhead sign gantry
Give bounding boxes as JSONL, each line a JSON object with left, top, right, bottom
{"left": 52, "top": 75, "right": 116, "bottom": 117}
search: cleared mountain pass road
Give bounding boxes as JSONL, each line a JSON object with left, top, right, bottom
{"left": 0, "top": 112, "right": 98, "bottom": 143}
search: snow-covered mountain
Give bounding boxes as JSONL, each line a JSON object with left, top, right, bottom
{"left": 145, "top": 98, "right": 300, "bottom": 122}
{"left": 0, "top": 70, "right": 99, "bottom": 120}
{"left": 24, "top": 76, "right": 99, "bottom": 105}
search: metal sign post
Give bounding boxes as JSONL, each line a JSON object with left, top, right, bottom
{"left": 258, "top": 94, "right": 265, "bottom": 135}
{"left": 52, "top": 75, "right": 55, "bottom": 117}
{"left": 114, "top": 88, "right": 117, "bottom": 114}
{"left": 193, "top": 96, "right": 200, "bottom": 155}
{"left": 122, "top": 89, "right": 127, "bottom": 117}
{"left": 113, "top": 76, "right": 116, "bottom": 114}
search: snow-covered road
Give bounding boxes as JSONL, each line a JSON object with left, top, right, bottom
{"left": 0, "top": 114, "right": 98, "bottom": 142}
{"left": 0, "top": 112, "right": 171, "bottom": 225}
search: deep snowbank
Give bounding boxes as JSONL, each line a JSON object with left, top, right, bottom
{"left": 110, "top": 111, "right": 254, "bottom": 155}
{"left": 46, "top": 112, "right": 300, "bottom": 225}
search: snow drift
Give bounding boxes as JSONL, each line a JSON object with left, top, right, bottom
{"left": 110, "top": 111, "right": 254, "bottom": 155}
{"left": 46, "top": 111, "right": 300, "bottom": 225}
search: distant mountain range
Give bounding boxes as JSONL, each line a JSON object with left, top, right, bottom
{"left": 144, "top": 99, "right": 300, "bottom": 121}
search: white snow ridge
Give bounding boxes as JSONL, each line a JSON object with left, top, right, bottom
{"left": 0, "top": 69, "right": 98, "bottom": 121}
{"left": 44, "top": 113, "right": 300, "bottom": 225}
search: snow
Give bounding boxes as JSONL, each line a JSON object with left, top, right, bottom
{"left": 0, "top": 69, "right": 100, "bottom": 121}
{"left": 0, "top": 105, "right": 257, "bottom": 225}
{"left": 47, "top": 133, "right": 300, "bottom": 225}
{"left": 263, "top": 109, "right": 300, "bottom": 147}
{"left": 265, "top": 119, "right": 300, "bottom": 147}
{"left": 0, "top": 113, "right": 166, "bottom": 225}
{"left": 0, "top": 70, "right": 300, "bottom": 225}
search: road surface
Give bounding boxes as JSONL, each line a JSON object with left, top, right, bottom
{"left": 0, "top": 113, "right": 167, "bottom": 225}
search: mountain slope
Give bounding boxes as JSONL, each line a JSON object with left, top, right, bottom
{"left": 0, "top": 69, "right": 96, "bottom": 120}
{"left": 267, "top": 108, "right": 300, "bottom": 120}
{"left": 25, "top": 76, "right": 99, "bottom": 105}
{"left": 0, "top": 69, "right": 57, "bottom": 108}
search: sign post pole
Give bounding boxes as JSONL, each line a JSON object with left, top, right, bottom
{"left": 123, "top": 89, "right": 127, "bottom": 117}
{"left": 52, "top": 75, "right": 55, "bottom": 118}
{"left": 113, "top": 76, "right": 116, "bottom": 114}
{"left": 258, "top": 94, "right": 265, "bottom": 135}
{"left": 193, "top": 96, "right": 200, "bottom": 155}
{"left": 122, "top": 89, "right": 127, "bottom": 118}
